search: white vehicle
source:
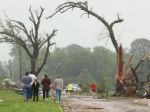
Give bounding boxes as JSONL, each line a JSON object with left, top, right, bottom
{"left": 2, "top": 78, "right": 16, "bottom": 86}
{"left": 66, "top": 84, "right": 81, "bottom": 92}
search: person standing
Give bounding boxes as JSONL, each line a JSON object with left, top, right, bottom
{"left": 67, "top": 83, "right": 73, "bottom": 96}
{"left": 22, "top": 72, "right": 32, "bottom": 101}
{"left": 41, "top": 74, "right": 51, "bottom": 101}
{"left": 29, "top": 71, "right": 37, "bottom": 83}
{"left": 32, "top": 79, "right": 40, "bottom": 101}
{"left": 78, "top": 82, "right": 83, "bottom": 98}
{"left": 90, "top": 82, "right": 97, "bottom": 99}
{"left": 29, "top": 71, "right": 37, "bottom": 99}
{"left": 54, "top": 76, "right": 63, "bottom": 103}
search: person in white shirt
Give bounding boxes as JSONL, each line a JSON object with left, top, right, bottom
{"left": 29, "top": 71, "right": 37, "bottom": 98}
{"left": 29, "top": 71, "right": 37, "bottom": 83}
{"left": 54, "top": 75, "right": 63, "bottom": 103}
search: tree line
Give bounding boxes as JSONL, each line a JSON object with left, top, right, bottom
{"left": 1, "top": 38, "right": 150, "bottom": 91}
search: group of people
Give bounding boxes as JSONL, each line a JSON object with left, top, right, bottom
{"left": 22, "top": 71, "right": 63, "bottom": 103}
{"left": 22, "top": 70, "right": 97, "bottom": 103}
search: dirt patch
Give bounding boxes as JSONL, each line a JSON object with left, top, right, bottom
{"left": 61, "top": 94, "right": 150, "bottom": 112}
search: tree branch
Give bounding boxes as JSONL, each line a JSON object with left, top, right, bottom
{"left": 0, "top": 29, "right": 32, "bottom": 57}
{"left": 11, "top": 20, "right": 34, "bottom": 45}
{"left": 110, "top": 15, "right": 124, "bottom": 28}
{"left": 39, "top": 29, "right": 57, "bottom": 49}
{"left": 29, "top": 7, "right": 36, "bottom": 26}
{"left": 47, "top": 1, "right": 124, "bottom": 53}
{"left": 37, "top": 29, "right": 57, "bottom": 74}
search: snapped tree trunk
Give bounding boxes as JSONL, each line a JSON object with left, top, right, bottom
{"left": 115, "top": 44, "right": 125, "bottom": 95}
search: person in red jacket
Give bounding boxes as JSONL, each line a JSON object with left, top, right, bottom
{"left": 90, "top": 82, "right": 97, "bottom": 99}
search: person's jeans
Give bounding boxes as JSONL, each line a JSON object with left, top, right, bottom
{"left": 23, "top": 86, "right": 31, "bottom": 101}
{"left": 30, "top": 86, "right": 33, "bottom": 99}
{"left": 55, "top": 89, "right": 61, "bottom": 102}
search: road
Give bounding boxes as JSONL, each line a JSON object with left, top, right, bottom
{"left": 61, "top": 93, "right": 150, "bottom": 112}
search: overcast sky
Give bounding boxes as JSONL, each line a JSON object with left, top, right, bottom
{"left": 0, "top": 0, "right": 150, "bottom": 61}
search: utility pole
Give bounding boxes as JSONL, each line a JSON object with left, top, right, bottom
{"left": 19, "top": 44, "right": 22, "bottom": 81}
{"left": 9, "top": 60, "right": 12, "bottom": 79}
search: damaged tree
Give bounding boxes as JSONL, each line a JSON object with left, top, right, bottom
{"left": 116, "top": 44, "right": 125, "bottom": 95}
{"left": 124, "top": 53, "right": 150, "bottom": 96}
{"left": 0, "top": 7, "right": 57, "bottom": 76}
{"left": 47, "top": 1, "right": 124, "bottom": 95}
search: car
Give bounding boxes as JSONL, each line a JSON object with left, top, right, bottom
{"left": 2, "top": 78, "right": 16, "bottom": 87}
{"left": 66, "top": 83, "right": 81, "bottom": 92}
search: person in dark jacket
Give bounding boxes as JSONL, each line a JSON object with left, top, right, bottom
{"left": 32, "top": 79, "right": 40, "bottom": 101}
{"left": 41, "top": 74, "right": 51, "bottom": 101}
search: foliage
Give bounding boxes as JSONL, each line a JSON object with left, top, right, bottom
{"left": 7, "top": 44, "right": 117, "bottom": 90}
{"left": 130, "top": 38, "right": 150, "bottom": 59}
{"left": 3, "top": 43, "right": 140, "bottom": 92}
{"left": 97, "top": 76, "right": 113, "bottom": 93}
{"left": 2, "top": 41, "right": 144, "bottom": 92}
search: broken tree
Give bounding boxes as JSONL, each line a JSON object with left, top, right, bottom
{"left": 47, "top": 1, "right": 124, "bottom": 95}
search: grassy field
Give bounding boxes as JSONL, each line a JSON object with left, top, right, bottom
{"left": 0, "top": 90, "right": 62, "bottom": 112}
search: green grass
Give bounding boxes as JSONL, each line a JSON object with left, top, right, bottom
{"left": 0, "top": 90, "right": 62, "bottom": 112}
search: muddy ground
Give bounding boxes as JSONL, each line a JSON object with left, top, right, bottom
{"left": 60, "top": 93, "right": 150, "bottom": 112}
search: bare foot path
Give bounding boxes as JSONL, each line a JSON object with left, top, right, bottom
{"left": 61, "top": 93, "right": 150, "bottom": 112}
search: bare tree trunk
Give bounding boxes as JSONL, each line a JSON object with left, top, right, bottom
{"left": 30, "top": 58, "right": 37, "bottom": 75}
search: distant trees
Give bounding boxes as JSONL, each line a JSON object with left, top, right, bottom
{"left": 6, "top": 38, "right": 150, "bottom": 90}
{"left": 8, "top": 44, "right": 116, "bottom": 89}
{"left": 0, "top": 62, "right": 4, "bottom": 78}
{"left": 44, "top": 44, "right": 116, "bottom": 87}
{"left": 0, "top": 7, "right": 57, "bottom": 76}
{"left": 0, "top": 62, "right": 9, "bottom": 79}
{"left": 9, "top": 45, "right": 30, "bottom": 79}
{"left": 130, "top": 38, "right": 150, "bottom": 59}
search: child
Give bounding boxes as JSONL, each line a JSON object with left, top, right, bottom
{"left": 32, "top": 79, "right": 40, "bottom": 101}
{"left": 50, "top": 84, "right": 56, "bottom": 102}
